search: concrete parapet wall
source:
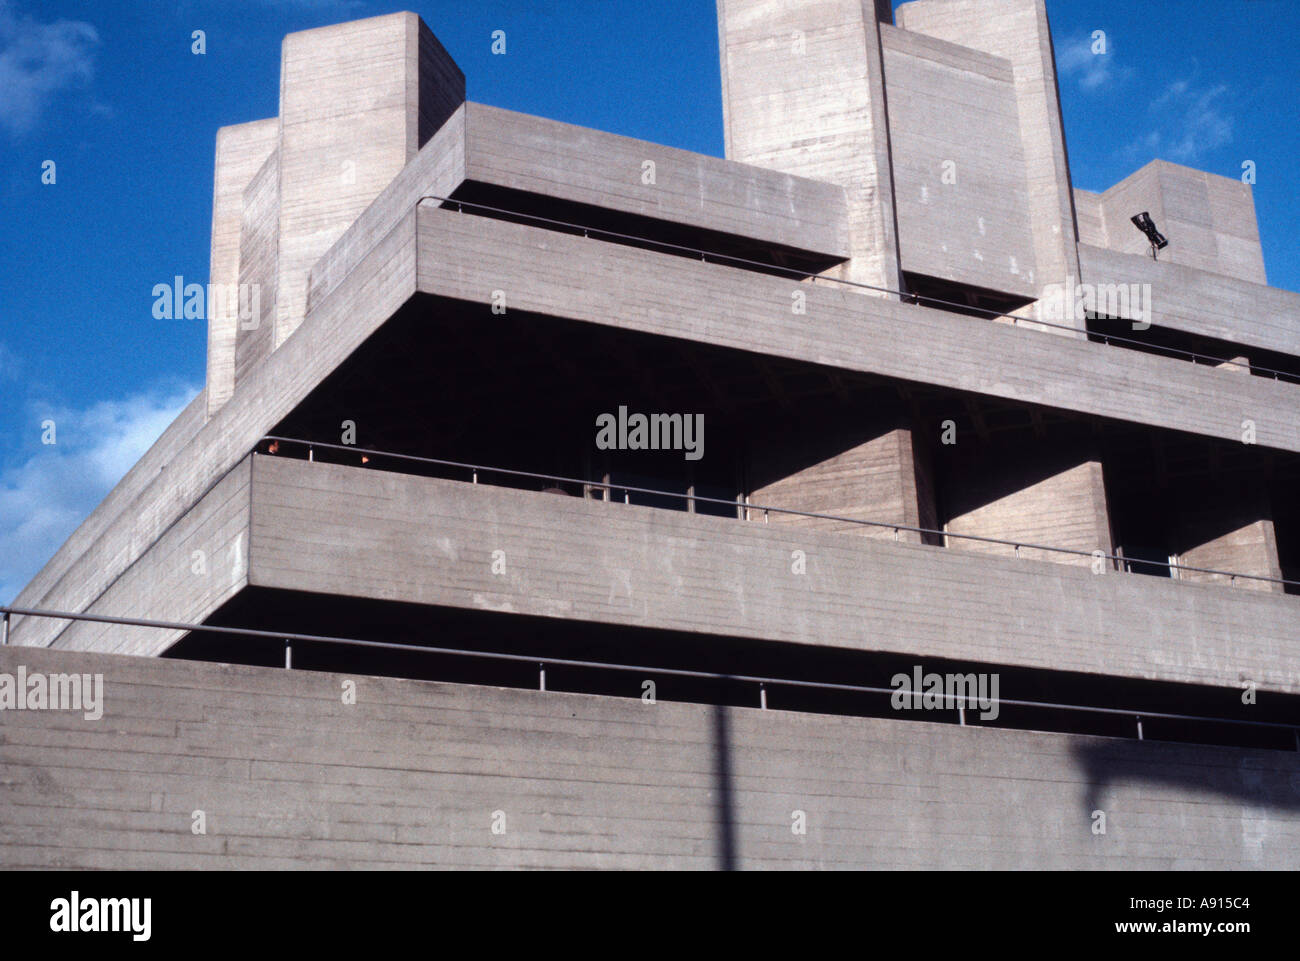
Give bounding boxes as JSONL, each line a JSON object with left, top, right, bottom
{"left": 1, "top": 646, "right": 1296, "bottom": 869}
{"left": 243, "top": 457, "right": 1300, "bottom": 694}
{"left": 413, "top": 206, "right": 1300, "bottom": 454}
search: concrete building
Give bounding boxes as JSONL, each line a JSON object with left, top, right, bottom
{"left": 3, "top": 3, "right": 1299, "bottom": 869}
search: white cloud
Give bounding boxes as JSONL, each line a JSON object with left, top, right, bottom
{"left": 1057, "top": 32, "right": 1130, "bottom": 92}
{"left": 0, "top": 383, "right": 199, "bottom": 604}
{"left": 0, "top": 0, "right": 99, "bottom": 135}
{"left": 1127, "top": 81, "right": 1234, "bottom": 163}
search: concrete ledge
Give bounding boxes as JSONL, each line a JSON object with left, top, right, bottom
{"left": 47, "top": 457, "right": 253, "bottom": 657}
{"left": 463, "top": 102, "right": 850, "bottom": 261}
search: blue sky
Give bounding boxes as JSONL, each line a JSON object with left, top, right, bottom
{"left": 1, "top": 0, "right": 1297, "bottom": 602}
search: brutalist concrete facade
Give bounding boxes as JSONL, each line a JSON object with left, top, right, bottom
{"left": 3, "top": 3, "right": 1299, "bottom": 869}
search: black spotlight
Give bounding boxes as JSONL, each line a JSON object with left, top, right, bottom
{"left": 1131, "top": 211, "right": 1168, "bottom": 259}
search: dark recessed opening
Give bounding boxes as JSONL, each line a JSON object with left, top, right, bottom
{"left": 902, "top": 271, "right": 1035, "bottom": 320}
{"left": 1086, "top": 313, "right": 1300, "bottom": 384}
{"left": 165, "top": 587, "right": 1300, "bottom": 753}
{"left": 443, "top": 181, "right": 846, "bottom": 280}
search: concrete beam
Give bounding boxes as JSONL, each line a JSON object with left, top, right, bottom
{"left": 749, "top": 420, "right": 937, "bottom": 545}
{"left": 461, "top": 102, "right": 850, "bottom": 262}
{"left": 50, "top": 458, "right": 253, "bottom": 654}
{"left": 942, "top": 451, "right": 1113, "bottom": 567}
{"left": 1175, "top": 483, "right": 1283, "bottom": 593}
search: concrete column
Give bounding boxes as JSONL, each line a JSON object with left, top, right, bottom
{"left": 1175, "top": 486, "right": 1283, "bottom": 592}
{"left": 941, "top": 447, "right": 1113, "bottom": 567}
{"left": 235, "top": 150, "right": 280, "bottom": 384}
{"left": 205, "top": 119, "right": 277, "bottom": 417}
{"left": 897, "top": 0, "right": 1084, "bottom": 330}
{"left": 748, "top": 419, "right": 939, "bottom": 544}
{"left": 881, "top": 24, "right": 1039, "bottom": 300}
{"left": 275, "top": 12, "right": 465, "bottom": 345}
{"left": 716, "top": 0, "right": 903, "bottom": 294}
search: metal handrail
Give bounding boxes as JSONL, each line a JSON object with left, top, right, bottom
{"left": 263, "top": 435, "right": 1300, "bottom": 590}
{"left": 415, "top": 194, "right": 1300, "bottom": 384}
{"left": 2, "top": 603, "right": 1296, "bottom": 744}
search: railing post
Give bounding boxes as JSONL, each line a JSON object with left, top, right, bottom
{"left": 539, "top": 663, "right": 546, "bottom": 692}
{"left": 1, "top": 610, "right": 8, "bottom": 646}
{"left": 1135, "top": 715, "right": 1143, "bottom": 740}
{"left": 284, "top": 639, "right": 292, "bottom": 669}
{"left": 958, "top": 704, "right": 966, "bottom": 726}
{"left": 759, "top": 683, "right": 767, "bottom": 710}
{"left": 308, "top": 445, "right": 314, "bottom": 462}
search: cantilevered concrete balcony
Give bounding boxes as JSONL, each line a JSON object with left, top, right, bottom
{"left": 37, "top": 454, "right": 1300, "bottom": 704}
{"left": 286, "top": 100, "right": 853, "bottom": 374}
{"left": 14, "top": 190, "right": 1300, "bottom": 654}
{"left": 407, "top": 205, "right": 1300, "bottom": 453}
{"left": 1078, "top": 243, "right": 1300, "bottom": 361}
{"left": 5, "top": 643, "right": 1298, "bottom": 869}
